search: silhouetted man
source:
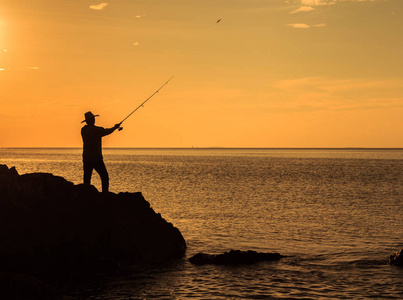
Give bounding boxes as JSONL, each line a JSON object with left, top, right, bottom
{"left": 81, "top": 111, "right": 120, "bottom": 193}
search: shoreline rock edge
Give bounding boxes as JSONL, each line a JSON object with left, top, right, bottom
{"left": 0, "top": 164, "right": 186, "bottom": 273}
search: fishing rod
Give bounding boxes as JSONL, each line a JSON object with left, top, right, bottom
{"left": 117, "top": 76, "right": 174, "bottom": 131}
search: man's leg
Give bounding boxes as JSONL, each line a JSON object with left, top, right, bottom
{"left": 94, "top": 160, "right": 109, "bottom": 193}
{"left": 83, "top": 161, "right": 94, "bottom": 185}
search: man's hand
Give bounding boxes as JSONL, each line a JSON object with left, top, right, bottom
{"left": 114, "top": 123, "right": 122, "bottom": 130}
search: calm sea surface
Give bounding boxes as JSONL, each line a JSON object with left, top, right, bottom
{"left": 1, "top": 148, "right": 402, "bottom": 299}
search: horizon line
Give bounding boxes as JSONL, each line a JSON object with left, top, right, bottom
{"left": 1, "top": 147, "right": 403, "bottom": 150}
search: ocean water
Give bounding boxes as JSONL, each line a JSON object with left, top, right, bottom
{"left": 1, "top": 148, "right": 402, "bottom": 299}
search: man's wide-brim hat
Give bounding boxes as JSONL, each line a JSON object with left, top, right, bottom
{"left": 81, "top": 111, "right": 99, "bottom": 123}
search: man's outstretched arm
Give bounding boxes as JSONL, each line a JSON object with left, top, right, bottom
{"left": 102, "top": 124, "right": 121, "bottom": 136}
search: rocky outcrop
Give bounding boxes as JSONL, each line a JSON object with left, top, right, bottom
{"left": 0, "top": 164, "right": 186, "bottom": 273}
{"left": 189, "top": 250, "right": 284, "bottom": 265}
{"left": 389, "top": 249, "right": 403, "bottom": 267}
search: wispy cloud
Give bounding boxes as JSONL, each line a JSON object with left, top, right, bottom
{"left": 89, "top": 3, "right": 108, "bottom": 10}
{"left": 287, "top": 23, "right": 327, "bottom": 28}
{"left": 289, "top": 0, "right": 379, "bottom": 26}
{"left": 290, "top": 6, "right": 316, "bottom": 14}
{"left": 300, "top": 0, "right": 335, "bottom": 5}
{"left": 266, "top": 77, "right": 403, "bottom": 113}
{"left": 297, "top": 0, "right": 377, "bottom": 5}
{"left": 272, "top": 77, "right": 403, "bottom": 110}
{"left": 273, "top": 77, "right": 403, "bottom": 92}
{"left": 287, "top": 23, "right": 311, "bottom": 28}
{"left": 0, "top": 67, "right": 40, "bottom": 71}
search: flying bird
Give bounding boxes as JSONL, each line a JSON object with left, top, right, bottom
{"left": 216, "top": 19, "right": 221, "bottom": 23}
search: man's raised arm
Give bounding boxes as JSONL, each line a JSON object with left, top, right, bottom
{"left": 102, "top": 124, "right": 121, "bottom": 136}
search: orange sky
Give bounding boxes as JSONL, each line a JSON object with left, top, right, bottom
{"left": 1, "top": 0, "right": 402, "bottom": 148}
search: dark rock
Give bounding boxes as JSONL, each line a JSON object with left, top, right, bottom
{"left": 0, "top": 164, "right": 186, "bottom": 273}
{"left": 389, "top": 249, "right": 403, "bottom": 267}
{"left": 0, "top": 272, "right": 53, "bottom": 299}
{"left": 189, "top": 250, "right": 284, "bottom": 265}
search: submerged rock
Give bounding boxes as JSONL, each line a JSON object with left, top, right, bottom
{"left": 0, "top": 164, "right": 186, "bottom": 273}
{"left": 189, "top": 250, "right": 284, "bottom": 265}
{"left": 389, "top": 249, "right": 403, "bottom": 267}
